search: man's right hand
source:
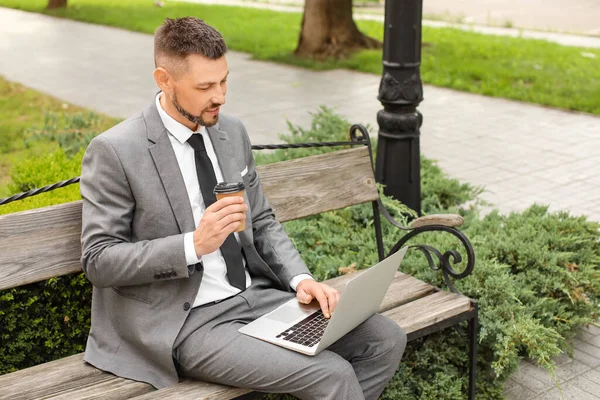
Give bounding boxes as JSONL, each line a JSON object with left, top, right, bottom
{"left": 193, "top": 196, "right": 247, "bottom": 257}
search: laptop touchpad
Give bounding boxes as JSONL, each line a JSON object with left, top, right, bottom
{"left": 266, "top": 306, "right": 312, "bottom": 324}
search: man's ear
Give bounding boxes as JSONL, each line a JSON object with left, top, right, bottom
{"left": 153, "top": 67, "right": 172, "bottom": 93}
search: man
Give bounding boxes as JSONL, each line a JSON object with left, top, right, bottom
{"left": 80, "top": 17, "right": 406, "bottom": 400}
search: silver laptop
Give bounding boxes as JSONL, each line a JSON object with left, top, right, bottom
{"left": 239, "top": 247, "right": 407, "bottom": 356}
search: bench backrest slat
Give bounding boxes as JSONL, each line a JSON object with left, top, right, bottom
{"left": 258, "top": 147, "right": 378, "bottom": 221}
{"left": 0, "top": 147, "right": 378, "bottom": 291}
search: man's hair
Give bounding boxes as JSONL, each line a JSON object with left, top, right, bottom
{"left": 154, "top": 17, "right": 227, "bottom": 76}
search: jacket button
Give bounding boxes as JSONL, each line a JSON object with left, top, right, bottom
{"left": 183, "top": 302, "right": 190, "bottom": 311}
{"left": 154, "top": 273, "right": 160, "bottom": 279}
{"left": 195, "top": 263, "right": 203, "bottom": 272}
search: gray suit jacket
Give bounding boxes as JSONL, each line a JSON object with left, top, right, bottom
{"left": 79, "top": 101, "right": 311, "bottom": 389}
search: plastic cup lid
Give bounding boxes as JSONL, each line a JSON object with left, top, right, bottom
{"left": 213, "top": 181, "right": 245, "bottom": 194}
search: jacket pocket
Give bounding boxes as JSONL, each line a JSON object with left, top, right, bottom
{"left": 111, "top": 286, "right": 152, "bottom": 304}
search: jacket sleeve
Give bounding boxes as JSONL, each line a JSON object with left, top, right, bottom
{"left": 80, "top": 136, "right": 190, "bottom": 288}
{"left": 240, "top": 124, "right": 313, "bottom": 286}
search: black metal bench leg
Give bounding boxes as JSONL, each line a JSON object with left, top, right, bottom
{"left": 467, "top": 303, "right": 479, "bottom": 400}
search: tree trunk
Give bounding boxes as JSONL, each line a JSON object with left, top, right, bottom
{"left": 295, "top": 0, "right": 381, "bottom": 59}
{"left": 47, "top": 0, "right": 67, "bottom": 9}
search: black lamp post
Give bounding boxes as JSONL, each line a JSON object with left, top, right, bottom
{"left": 375, "top": 0, "right": 424, "bottom": 215}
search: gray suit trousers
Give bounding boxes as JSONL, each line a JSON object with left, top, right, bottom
{"left": 173, "top": 278, "right": 407, "bottom": 400}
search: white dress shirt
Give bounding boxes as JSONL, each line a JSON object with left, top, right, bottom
{"left": 155, "top": 94, "right": 311, "bottom": 307}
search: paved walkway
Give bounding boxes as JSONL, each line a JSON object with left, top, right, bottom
{"left": 420, "top": 0, "right": 600, "bottom": 36}
{"left": 1, "top": 7, "right": 600, "bottom": 399}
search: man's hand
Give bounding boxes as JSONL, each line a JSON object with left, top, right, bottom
{"left": 194, "top": 196, "right": 247, "bottom": 257}
{"left": 296, "top": 280, "right": 340, "bottom": 319}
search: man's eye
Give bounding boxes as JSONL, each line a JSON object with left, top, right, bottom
{"left": 197, "top": 87, "right": 209, "bottom": 91}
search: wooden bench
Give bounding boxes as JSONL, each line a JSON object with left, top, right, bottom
{"left": 0, "top": 127, "right": 478, "bottom": 399}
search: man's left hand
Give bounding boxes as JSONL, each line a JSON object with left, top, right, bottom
{"left": 296, "top": 280, "right": 340, "bottom": 318}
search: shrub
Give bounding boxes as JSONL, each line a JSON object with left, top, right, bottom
{"left": 385, "top": 205, "right": 599, "bottom": 399}
{"left": 24, "top": 112, "right": 106, "bottom": 157}
{"left": 0, "top": 149, "right": 83, "bottom": 216}
{"left": 0, "top": 274, "right": 91, "bottom": 374}
{"left": 0, "top": 111, "right": 106, "bottom": 216}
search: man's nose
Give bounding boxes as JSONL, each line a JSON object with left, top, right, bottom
{"left": 212, "top": 87, "right": 226, "bottom": 106}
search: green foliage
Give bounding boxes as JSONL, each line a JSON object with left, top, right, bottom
{"left": 0, "top": 274, "right": 91, "bottom": 374}
{"left": 1, "top": 0, "right": 599, "bottom": 114}
{"left": 0, "top": 183, "right": 81, "bottom": 216}
{"left": 1, "top": 108, "right": 599, "bottom": 400}
{"left": 1, "top": 135, "right": 86, "bottom": 216}
{"left": 0, "top": 110, "right": 106, "bottom": 215}
{"left": 421, "top": 157, "right": 483, "bottom": 213}
{"left": 382, "top": 205, "right": 600, "bottom": 398}
{"left": 0, "top": 77, "right": 76, "bottom": 155}
{"left": 8, "top": 149, "right": 83, "bottom": 194}
{"left": 0, "top": 76, "right": 118, "bottom": 198}
{"left": 24, "top": 112, "right": 105, "bottom": 157}
{"left": 382, "top": 331, "right": 497, "bottom": 400}
{"left": 254, "top": 107, "right": 360, "bottom": 164}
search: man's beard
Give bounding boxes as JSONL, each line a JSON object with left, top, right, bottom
{"left": 172, "top": 92, "right": 220, "bottom": 127}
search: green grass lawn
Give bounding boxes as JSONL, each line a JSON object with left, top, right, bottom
{"left": 0, "top": 76, "right": 118, "bottom": 197}
{"left": 1, "top": 0, "right": 600, "bottom": 115}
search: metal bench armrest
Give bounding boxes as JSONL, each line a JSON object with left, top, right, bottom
{"left": 377, "top": 199, "right": 475, "bottom": 295}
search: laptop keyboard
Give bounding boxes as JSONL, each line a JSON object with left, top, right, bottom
{"left": 276, "top": 310, "right": 329, "bottom": 347}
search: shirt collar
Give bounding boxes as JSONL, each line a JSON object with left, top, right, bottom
{"left": 155, "top": 92, "right": 206, "bottom": 144}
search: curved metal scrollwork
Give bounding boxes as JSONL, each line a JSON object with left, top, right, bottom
{"left": 388, "top": 225, "right": 475, "bottom": 294}
{"left": 348, "top": 124, "right": 475, "bottom": 294}
{"left": 349, "top": 123, "right": 370, "bottom": 144}
{"left": 349, "top": 124, "right": 374, "bottom": 160}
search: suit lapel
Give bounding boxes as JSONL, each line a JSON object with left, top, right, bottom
{"left": 207, "top": 125, "right": 253, "bottom": 247}
{"left": 145, "top": 103, "right": 195, "bottom": 234}
{"left": 206, "top": 126, "right": 239, "bottom": 183}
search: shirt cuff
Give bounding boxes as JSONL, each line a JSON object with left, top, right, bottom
{"left": 289, "top": 274, "right": 314, "bottom": 291}
{"left": 184, "top": 232, "right": 201, "bottom": 266}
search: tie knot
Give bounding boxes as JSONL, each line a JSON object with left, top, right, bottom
{"left": 187, "top": 133, "right": 207, "bottom": 152}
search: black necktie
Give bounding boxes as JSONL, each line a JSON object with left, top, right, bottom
{"left": 187, "top": 133, "right": 246, "bottom": 290}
